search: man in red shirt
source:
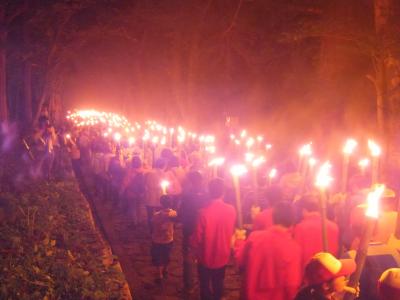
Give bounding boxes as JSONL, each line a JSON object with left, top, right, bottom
{"left": 191, "top": 178, "right": 236, "bottom": 300}
{"left": 294, "top": 195, "right": 339, "bottom": 271}
{"left": 235, "top": 201, "right": 302, "bottom": 300}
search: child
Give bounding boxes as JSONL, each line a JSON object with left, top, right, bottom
{"left": 151, "top": 195, "right": 177, "bottom": 283}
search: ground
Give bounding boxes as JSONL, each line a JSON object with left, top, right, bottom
{"left": 83, "top": 178, "right": 241, "bottom": 300}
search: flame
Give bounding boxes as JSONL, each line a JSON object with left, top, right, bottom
{"left": 244, "top": 152, "right": 255, "bottom": 163}
{"left": 269, "top": 168, "right": 277, "bottom": 179}
{"left": 368, "top": 139, "right": 381, "bottom": 157}
{"left": 299, "top": 143, "right": 312, "bottom": 157}
{"left": 246, "top": 137, "right": 255, "bottom": 148}
{"left": 230, "top": 164, "right": 248, "bottom": 177}
{"left": 358, "top": 158, "right": 370, "bottom": 169}
{"left": 252, "top": 156, "right": 266, "bottom": 168}
{"left": 343, "top": 138, "right": 358, "bottom": 155}
{"left": 308, "top": 157, "right": 317, "bottom": 167}
{"left": 160, "top": 180, "right": 170, "bottom": 194}
{"left": 114, "top": 132, "right": 122, "bottom": 142}
{"left": 365, "top": 184, "right": 385, "bottom": 219}
{"left": 208, "top": 157, "right": 225, "bottom": 167}
{"left": 315, "top": 161, "right": 333, "bottom": 189}
{"left": 128, "top": 137, "right": 135, "bottom": 145}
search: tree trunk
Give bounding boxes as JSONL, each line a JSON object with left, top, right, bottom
{"left": 374, "top": 0, "right": 392, "bottom": 137}
{"left": 23, "top": 62, "right": 32, "bottom": 123}
{"left": 375, "top": 58, "right": 388, "bottom": 136}
{"left": 0, "top": 7, "right": 8, "bottom": 122}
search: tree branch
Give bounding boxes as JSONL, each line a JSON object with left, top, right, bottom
{"left": 223, "top": 0, "right": 243, "bottom": 36}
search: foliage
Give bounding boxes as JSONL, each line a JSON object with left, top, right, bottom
{"left": 0, "top": 173, "right": 126, "bottom": 299}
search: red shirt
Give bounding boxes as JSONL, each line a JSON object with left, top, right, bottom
{"left": 191, "top": 198, "right": 236, "bottom": 269}
{"left": 294, "top": 214, "right": 339, "bottom": 270}
{"left": 253, "top": 208, "right": 273, "bottom": 231}
{"left": 236, "top": 226, "right": 302, "bottom": 300}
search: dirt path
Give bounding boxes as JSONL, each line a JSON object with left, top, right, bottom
{"left": 82, "top": 176, "right": 241, "bottom": 299}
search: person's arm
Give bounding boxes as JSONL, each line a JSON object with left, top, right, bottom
{"left": 190, "top": 212, "right": 205, "bottom": 258}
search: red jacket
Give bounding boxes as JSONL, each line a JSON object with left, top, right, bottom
{"left": 294, "top": 214, "right": 339, "bottom": 270}
{"left": 253, "top": 208, "right": 273, "bottom": 231}
{"left": 191, "top": 198, "right": 236, "bottom": 269}
{"left": 236, "top": 226, "right": 302, "bottom": 300}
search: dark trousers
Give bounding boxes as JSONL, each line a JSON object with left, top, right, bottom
{"left": 182, "top": 234, "right": 195, "bottom": 291}
{"left": 197, "top": 264, "right": 226, "bottom": 300}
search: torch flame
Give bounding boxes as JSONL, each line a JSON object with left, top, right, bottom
{"left": 308, "top": 157, "right": 317, "bottom": 167}
{"left": 365, "top": 184, "right": 385, "bottom": 219}
{"left": 358, "top": 158, "right": 370, "bottom": 169}
{"left": 208, "top": 157, "right": 225, "bottom": 167}
{"left": 128, "top": 137, "right": 135, "bottom": 145}
{"left": 343, "top": 138, "right": 358, "bottom": 155}
{"left": 269, "top": 168, "right": 277, "bottom": 179}
{"left": 368, "top": 139, "right": 381, "bottom": 157}
{"left": 230, "top": 164, "right": 248, "bottom": 177}
{"left": 114, "top": 132, "right": 122, "bottom": 142}
{"left": 252, "top": 156, "right": 266, "bottom": 168}
{"left": 244, "top": 152, "right": 255, "bottom": 163}
{"left": 315, "top": 161, "right": 333, "bottom": 189}
{"left": 160, "top": 180, "right": 170, "bottom": 195}
{"left": 299, "top": 143, "right": 312, "bottom": 157}
{"left": 246, "top": 137, "right": 255, "bottom": 148}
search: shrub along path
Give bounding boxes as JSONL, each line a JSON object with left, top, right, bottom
{"left": 0, "top": 176, "right": 131, "bottom": 300}
{"left": 79, "top": 172, "right": 241, "bottom": 300}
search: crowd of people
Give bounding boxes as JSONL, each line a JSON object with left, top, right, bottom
{"left": 24, "top": 118, "right": 400, "bottom": 300}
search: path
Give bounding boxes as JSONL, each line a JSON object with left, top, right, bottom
{"left": 81, "top": 174, "right": 241, "bottom": 300}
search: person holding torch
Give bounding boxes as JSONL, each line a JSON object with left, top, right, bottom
{"left": 191, "top": 178, "right": 236, "bottom": 300}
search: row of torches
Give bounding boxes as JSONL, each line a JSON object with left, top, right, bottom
{"left": 66, "top": 109, "right": 384, "bottom": 224}
{"left": 66, "top": 109, "right": 386, "bottom": 298}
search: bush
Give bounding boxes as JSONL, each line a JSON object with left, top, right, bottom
{"left": 0, "top": 179, "right": 126, "bottom": 299}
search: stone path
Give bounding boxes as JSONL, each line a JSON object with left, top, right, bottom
{"left": 83, "top": 178, "right": 241, "bottom": 300}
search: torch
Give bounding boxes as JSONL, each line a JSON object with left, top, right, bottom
{"left": 160, "top": 180, "right": 170, "bottom": 195}
{"left": 208, "top": 157, "right": 225, "bottom": 178}
{"left": 358, "top": 158, "right": 370, "bottom": 176}
{"left": 315, "top": 161, "right": 333, "bottom": 252}
{"left": 344, "top": 184, "right": 385, "bottom": 300}
{"left": 268, "top": 168, "right": 277, "bottom": 186}
{"left": 230, "top": 164, "right": 248, "bottom": 228}
{"left": 341, "top": 139, "right": 358, "bottom": 192}
{"left": 368, "top": 139, "right": 381, "bottom": 184}
{"left": 298, "top": 143, "right": 312, "bottom": 174}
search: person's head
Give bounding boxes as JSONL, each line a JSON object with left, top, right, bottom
{"left": 304, "top": 252, "right": 356, "bottom": 296}
{"left": 167, "top": 155, "right": 180, "bottom": 169}
{"left": 160, "top": 195, "right": 173, "bottom": 209}
{"left": 260, "top": 186, "right": 283, "bottom": 210}
{"left": 186, "top": 171, "right": 203, "bottom": 191}
{"left": 154, "top": 158, "right": 166, "bottom": 170}
{"left": 378, "top": 268, "right": 400, "bottom": 300}
{"left": 208, "top": 177, "right": 225, "bottom": 200}
{"left": 160, "top": 148, "right": 174, "bottom": 161}
{"left": 272, "top": 201, "right": 294, "bottom": 228}
{"left": 298, "top": 194, "right": 320, "bottom": 217}
{"left": 131, "top": 156, "right": 142, "bottom": 169}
